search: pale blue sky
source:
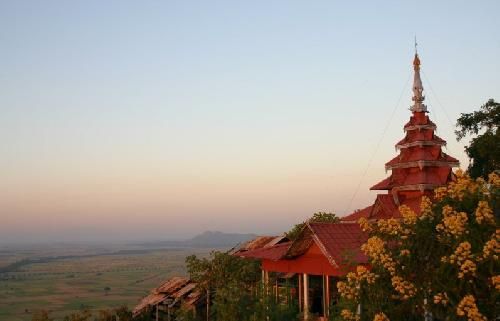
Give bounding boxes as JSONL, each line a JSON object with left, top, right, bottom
{"left": 1, "top": 1, "right": 499, "bottom": 242}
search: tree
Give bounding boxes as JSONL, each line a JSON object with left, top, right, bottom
{"left": 456, "top": 99, "right": 500, "bottom": 178}
{"left": 103, "top": 286, "right": 111, "bottom": 296}
{"left": 186, "top": 251, "right": 262, "bottom": 321}
{"left": 286, "top": 212, "right": 339, "bottom": 241}
{"left": 336, "top": 171, "right": 499, "bottom": 321}
{"left": 113, "top": 305, "right": 133, "bottom": 321}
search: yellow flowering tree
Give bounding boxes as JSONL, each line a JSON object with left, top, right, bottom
{"left": 336, "top": 171, "right": 499, "bottom": 321}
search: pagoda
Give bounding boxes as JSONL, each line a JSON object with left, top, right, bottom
{"left": 236, "top": 51, "right": 461, "bottom": 320}
{"left": 343, "top": 52, "right": 460, "bottom": 221}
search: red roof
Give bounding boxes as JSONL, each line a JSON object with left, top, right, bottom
{"left": 341, "top": 205, "right": 373, "bottom": 222}
{"left": 342, "top": 194, "right": 424, "bottom": 222}
{"left": 371, "top": 166, "right": 452, "bottom": 190}
{"left": 403, "top": 113, "right": 435, "bottom": 128}
{"left": 239, "top": 223, "right": 368, "bottom": 267}
{"left": 373, "top": 194, "right": 399, "bottom": 218}
{"left": 370, "top": 176, "right": 392, "bottom": 190}
{"left": 236, "top": 241, "right": 291, "bottom": 261}
{"left": 308, "top": 222, "right": 368, "bottom": 265}
{"left": 385, "top": 150, "right": 458, "bottom": 166}
{"left": 396, "top": 134, "right": 446, "bottom": 147}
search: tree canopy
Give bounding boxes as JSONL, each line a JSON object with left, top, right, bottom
{"left": 286, "top": 211, "right": 339, "bottom": 241}
{"left": 456, "top": 99, "right": 500, "bottom": 178}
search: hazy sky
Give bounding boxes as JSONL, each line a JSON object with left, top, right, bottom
{"left": 1, "top": 1, "right": 499, "bottom": 243}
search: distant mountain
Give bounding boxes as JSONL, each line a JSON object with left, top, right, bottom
{"left": 185, "top": 231, "right": 257, "bottom": 247}
{"left": 136, "top": 231, "right": 257, "bottom": 249}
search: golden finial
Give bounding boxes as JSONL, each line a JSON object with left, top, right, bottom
{"left": 413, "top": 36, "right": 420, "bottom": 70}
{"left": 413, "top": 54, "right": 420, "bottom": 70}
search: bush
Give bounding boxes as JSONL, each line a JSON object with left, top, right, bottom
{"left": 336, "top": 171, "right": 499, "bottom": 321}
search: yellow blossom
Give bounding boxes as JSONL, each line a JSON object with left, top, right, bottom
{"left": 399, "top": 204, "right": 417, "bottom": 225}
{"left": 456, "top": 295, "right": 487, "bottom": 321}
{"left": 482, "top": 230, "right": 500, "bottom": 260}
{"left": 488, "top": 172, "right": 500, "bottom": 187}
{"left": 433, "top": 292, "right": 448, "bottom": 305}
{"left": 448, "top": 241, "right": 472, "bottom": 264}
{"left": 373, "top": 312, "right": 390, "bottom": 321}
{"left": 358, "top": 217, "right": 372, "bottom": 232}
{"left": 337, "top": 265, "right": 378, "bottom": 300}
{"left": 355, "top": 265, "right": 378, "bottom": 284}
{"left": 434, "top": 186, "right": 448, "bottom": 201}
{"left": 458, "top": 260, "right": 477, "bottom": 279}
{"left": 448, "top": 170, "right": 479, "bottom": 200}
{"left": 420, "top": 196, "right": 433, "bottom": 217}
{"left": 475, "top": 200, "right": 494, "bottom": 224}
{"left": 391, "top": 276, "right": 416, "bottom": 299}
{"left": 340, "top": 309, "right": 360, "bottom": 321}
{"left": 377, "top": 218, "right": 403, "bottom": 235}
{"left": 444, "top": 241, "right": 477, "bottom": 278}
{"left": 400, "top": 249, "right": 410, "bottom": 256}
{"left": 436, "top": 205, "right": 468, "bottom": 237}
{"left": 361, "top": 237, "right": 396, "bottom": 275}
{"left": 491, "top": 275, "right": 500, "bottom": 291}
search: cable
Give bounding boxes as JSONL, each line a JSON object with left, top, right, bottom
{"left": 422, "top": 70, "right": 464, "bottom": 161}
{"left": 422, "top": 70, "right": 456, "bottom": 130}
{"left": 344, "top": 71, "right": 411, "bottom": 214}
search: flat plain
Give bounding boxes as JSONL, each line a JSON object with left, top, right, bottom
{"left": 0, "top": 245, "right": 214, "bottom": 321}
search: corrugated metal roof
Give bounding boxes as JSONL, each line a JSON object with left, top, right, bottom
{"left": 155, "top": 276, "right": 189, "bottom": 294}
{"left": 133, "top": 293, "right": 167, "bottom": 315}
{"left": 236, "top": 241, "right": 291, "bottom": 261}
{"left": 134, "top": 276, "right": 202, "bottom": 316}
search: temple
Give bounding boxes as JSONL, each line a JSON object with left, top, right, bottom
{"left": 236, "top": 52, "right": 460, "bottom": 320}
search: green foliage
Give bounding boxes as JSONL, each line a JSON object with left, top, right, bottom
{"left": 176, "top": 308, "right": 202, "bottom": 321}
{"left": 456, "top": 98, "right": 500, "bottom": 178}
{"left": 186, "top": 251, "right": 262, "bottom": 321}
{"left": 286, "top": 212, "right": 339, "bottom": 241}
{"left": 186, "top": 252, "right": 301, "bottom": 321}
{"left": 251, "top": 284, "right": 300, "bottom": 321}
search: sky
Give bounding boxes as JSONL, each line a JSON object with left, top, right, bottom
{"left": 1, "top": 0, "right": 499, "bottom": 243}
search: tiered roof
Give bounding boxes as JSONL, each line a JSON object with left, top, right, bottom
{"left": 239, "top": 51, "right": 460, "bottom": 274}
{"left": 344, "top": 52, "right": 459, "bottom": 222}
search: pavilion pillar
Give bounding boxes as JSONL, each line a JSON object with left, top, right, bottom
{"left": 262, "top": 269, "right": 269, "bottom": 295}
{"left": 298, "top": 274, "right": 303, "bottom": 312}
{"left": 303, "top": 273, "right": 309, "bottom": 320}
{"left": 275, "top": 278, "right": 279, "bottom": 302}
{"left": 324, "top": 275, "right": 330, "bottom": 318}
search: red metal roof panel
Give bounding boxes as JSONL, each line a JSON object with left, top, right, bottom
{"left": 308, "top": 222, "right": 368, "bottom": 265}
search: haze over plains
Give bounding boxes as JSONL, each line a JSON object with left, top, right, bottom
{"left": 1, "top": 1, "right": 499, "bottom": 243}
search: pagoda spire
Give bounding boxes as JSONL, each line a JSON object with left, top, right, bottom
{"left": 410, "top": 49, "right": 427, "bottom": 113}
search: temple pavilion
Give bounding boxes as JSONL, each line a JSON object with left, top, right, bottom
{"left": 236, "top": 52, "right": 460, "bottom": 320}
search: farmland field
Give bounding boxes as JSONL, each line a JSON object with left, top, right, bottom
{"left": 0, "top": 245, "right": 214, "bottom": 321}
